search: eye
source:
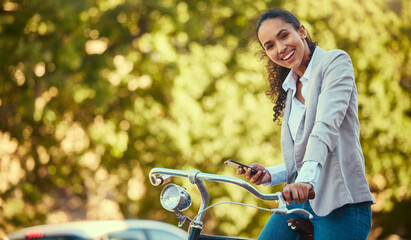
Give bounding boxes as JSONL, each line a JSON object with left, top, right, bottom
{"left": 281, "top": 33, "right": 288, "bottom": 39}
{"left": 266, "top": 43, "right": 274, "bottom": 51}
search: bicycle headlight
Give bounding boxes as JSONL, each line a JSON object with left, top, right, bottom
{"left": 160, "top": 183, "right": 191, "bottom": 212}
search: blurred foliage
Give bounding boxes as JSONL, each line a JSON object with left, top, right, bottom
{"left": 0, "top": 0, "right": 410, "bottom": 239}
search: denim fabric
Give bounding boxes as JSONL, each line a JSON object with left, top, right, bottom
{"left": 258, "top": 201, "right": 372, "bottom": 240}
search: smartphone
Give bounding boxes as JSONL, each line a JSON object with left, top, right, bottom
{"left": 224, "top": 159, "right": 259, "bottom": 175}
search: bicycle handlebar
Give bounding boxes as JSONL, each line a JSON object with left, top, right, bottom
{"left": 149, "top": 167, "right": 315, "bottom": 227}
{"left": 149, "top": 168, "right": 314, "bottom": 201}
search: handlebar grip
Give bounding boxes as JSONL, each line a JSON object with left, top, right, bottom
{"left": 150, "top": 174, "right": 173, "bottom": 186}
{"left": 282, "top": 189, "right": 315, "bottom": 201}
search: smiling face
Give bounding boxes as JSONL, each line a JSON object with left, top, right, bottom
{"left": 257, "top": 18, "right": 311, "bottom": 76}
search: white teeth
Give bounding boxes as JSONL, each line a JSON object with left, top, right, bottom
{"left": 282, "top": 50, "right": 294, "bottom": 60}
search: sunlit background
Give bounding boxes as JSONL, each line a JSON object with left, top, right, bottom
{"left": 0, "top": 0, "right": 410, "bottom": 239}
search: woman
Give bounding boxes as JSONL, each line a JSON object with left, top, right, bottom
{"left": 237, "top": 8, "right": 375, "bottom": 240}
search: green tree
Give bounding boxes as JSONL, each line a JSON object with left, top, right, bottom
{"left": 0, "top": 0, "right": 410, "bottom": 239}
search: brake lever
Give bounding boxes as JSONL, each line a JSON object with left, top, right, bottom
{"left": 150, "top": 174, "right": 173, "bottom": 186}
{"left": 286, "top": 209, "right": 313, "bottom": 219}
{"left": 270, "top": 208, "right": 313, "bottom": 219}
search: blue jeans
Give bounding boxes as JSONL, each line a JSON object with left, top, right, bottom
{"left": 258, "top": 201, "right": 372, "bottom": 240}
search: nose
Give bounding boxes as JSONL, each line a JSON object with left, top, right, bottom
{"left": 277, "top": 42, "right": 286, "bottom": 53}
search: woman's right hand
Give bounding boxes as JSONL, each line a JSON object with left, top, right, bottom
{"left": 237, "top": 163, "right": 271, "bottom": 185}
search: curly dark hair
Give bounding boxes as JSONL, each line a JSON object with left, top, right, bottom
{"left": 255, "top": 8, "right": 317, "bottom": 124}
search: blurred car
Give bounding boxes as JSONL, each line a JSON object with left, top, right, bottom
{"left": 5, "top": 219, "right": 188, "bottom": 240}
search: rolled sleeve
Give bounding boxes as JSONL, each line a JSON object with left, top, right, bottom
{"left": 295, "top": 161, "right": 322, "bottom": 189}
{"left": 263, "top": 163, "right": 288, "bottom": 186}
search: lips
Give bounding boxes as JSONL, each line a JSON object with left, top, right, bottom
{"left": 281, "top": 50, "right": 295, "bottom": 61}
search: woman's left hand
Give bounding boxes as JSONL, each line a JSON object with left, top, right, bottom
{"left": 282, "top": 182, "right": 313, "bottom": 204}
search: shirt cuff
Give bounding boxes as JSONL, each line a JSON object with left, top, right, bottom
{"left": 263, "top": 163, "right": 288, "bottom": 186}
{"left": 295, "top": 161, "right": 321, "bottom": 189}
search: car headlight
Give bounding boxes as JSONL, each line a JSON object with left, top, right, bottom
{"left": 160, "top": 184, "right": 191, "bottom": 212}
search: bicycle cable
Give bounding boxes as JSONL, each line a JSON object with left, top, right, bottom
{"left": 186, "top": 201, "right": 278, "bottom": 234}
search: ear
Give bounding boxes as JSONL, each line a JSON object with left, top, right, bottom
{"left": 298, "top": 25, "right": 307, "bottom": 39}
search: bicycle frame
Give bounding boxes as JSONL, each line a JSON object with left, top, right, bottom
{"left": 149, "top": 168, "right": 313, "bottom": 240}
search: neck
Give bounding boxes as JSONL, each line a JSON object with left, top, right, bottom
{"left": 295, "top": 42, "right": 313, "bottom": 77}
{"left": 295, "top": 66, "right": 306, "bottom": 78}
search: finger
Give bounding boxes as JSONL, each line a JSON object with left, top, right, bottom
{"left": 246, "top": 168, "right": 259, "bottom": 181}
{"left": 245, "top": 168, "right": 252, "bottom": 180}
{"left": 255, "top": 171, "right": 265, "bottom": 185}
{"left": 283, "top": 186, "right": 292, "bottom": 204}
{"left": 297, "top": 185, "right": 305, "bottom": 203}
{"left": 291, "top": 187, "right": 299, "bottom": 203}
{"left": 250, "top": 171, "right": 262, "bottom": 184}
{"left": 303, "top": 183, "right": 313, "bottom": 202}
{"left": 237, "top": 167, "right": 245, "bottom": 175}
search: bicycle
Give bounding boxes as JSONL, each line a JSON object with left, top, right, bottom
{"left": 149, "top": 167, "right": 315, "bottom": 240}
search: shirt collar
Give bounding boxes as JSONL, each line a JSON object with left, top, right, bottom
{"left": 282, "top": 46, "right": 317, "bottom": 92}
{"left": 282, "top": 71, "right": 298, "bottom": 92}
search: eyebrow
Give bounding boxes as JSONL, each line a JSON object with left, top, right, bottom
{"left": 263, "top": 28, "right": 288, "bottom": 47}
